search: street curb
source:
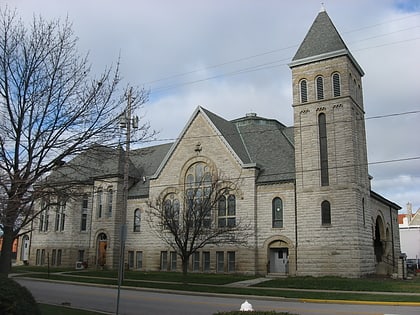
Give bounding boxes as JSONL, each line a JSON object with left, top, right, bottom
{"left": 14, "top": 276, "right": 420, "bottom": 307}
{"left": 299, "top": 298, "right": 420, "bottom": 307}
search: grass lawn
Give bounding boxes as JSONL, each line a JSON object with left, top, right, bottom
{"left": 39, "top": 304, "right": 104, "bottom": 315}
{"left": 13, "top": 266, "right": 420, "bottom": 304}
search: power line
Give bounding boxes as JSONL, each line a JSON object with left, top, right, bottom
{"left": 143, "top": 14, "right": 420, "bottom": 95}
{"left": 133, "top": 109, "right": 420, "bottom": 145}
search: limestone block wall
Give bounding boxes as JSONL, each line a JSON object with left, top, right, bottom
{"left": 255, "top": 182, "right": 296, "bottom": 275}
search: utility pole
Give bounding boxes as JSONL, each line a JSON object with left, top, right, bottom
{"left": 116, "top": 87, "right": 137, "bottom": 315}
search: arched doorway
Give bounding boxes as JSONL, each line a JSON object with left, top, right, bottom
{"left": 374, "top": 216, "right": 385, "bottom": 263}
{"left": 96, "top": 233, "right": 107, "bottom": 267}
{"left": 268, "top": 240, "right": 289, "bottom": 274}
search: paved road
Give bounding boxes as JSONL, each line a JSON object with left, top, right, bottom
{"left": 16, "top": 278, "right": 420, "bottom": 315}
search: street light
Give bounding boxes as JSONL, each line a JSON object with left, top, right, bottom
{"left": 116, "top": 87, "right": 138, "bottom": 315}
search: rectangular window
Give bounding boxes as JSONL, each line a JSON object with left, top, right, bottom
{"left": 160, "top": 251, "right": 168, "bottom": 271}
{"left": 136, "top": 251, "right": 143, "bottom": 270}
{"left": 192, "top": 252, "right": 200, "bottom": 272}
{"left": 227, "top": 251, "right": 235, "bottom": 273}
{"left": 36, "top": 249, "right": 41, "bottom": 265}
{"left": 57, "top": 249, "right": 62, "bottom": 266}
{"left": 170, "top": 251, "right": 177, "bottom": 271}
{"left": 51, "top": 249, "right": 56, "bottom": 266}
{"left": 216, "top": 251, "right": 224, "bottom": 273}
{"left": 78, "top": 250, "right": 85, "bottom": 262}
{"left": 203, "top": 251, "right": 210, "bottom": 272}
{"left": 41, "top": 249, "right": 45, "bottom": 265}
{"left": 128, "top": 251, "right": 134, "bottom": 269}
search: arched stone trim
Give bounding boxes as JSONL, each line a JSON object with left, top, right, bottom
{"left": 179, "top": 156, "right": 217, "bottom": 186}
{"left": 95, "top": 230, "right": 109, "bottom": 267}
{"left": 157, "top": 187, "right": 180, "bottom": 201}
{"left": 263, "top": 235, "right": 295, "bottom": 276}
{"left": 178, "top": 156, "right": 244, "bottom": 199}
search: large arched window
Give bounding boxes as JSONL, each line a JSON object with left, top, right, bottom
{"left": 185, "top": 162, "right": 212, "bottom": 228}
{"left": 272, "top": 197, "right": 283, "bottom": 228}
{"left": 318, "top": 113, "right": 329, "bottom": 186}
{"left": 316, "top": 76, "right": 324, "bottom": 100}
{"left": 299, "top": 79, "right": 308, "bottom": 103}
{"left": 332, "top": 72, "right": 341, "bottom": 97}
{"left": 321, "top": 200, "right": 331, "bottom": 225}
{"left": 134, "top": 208, "right": 141, "bottom": 232}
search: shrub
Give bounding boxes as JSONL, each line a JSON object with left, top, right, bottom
{"left": 214, "top": 312, "right": 297, "bottom": 315}
{"left": 0, "top": 276, "right": 41, "bottom": 315}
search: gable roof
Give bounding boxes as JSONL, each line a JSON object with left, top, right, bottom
{"left": 151, "top": 107, "right": 295, "bottom": 184}
{"left": 201, "top": 107, "right": 252, "bottom": 164}
{"left": 289, "top": 9, "right": 364, "bottom": 76}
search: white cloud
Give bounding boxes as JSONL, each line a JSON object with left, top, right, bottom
{"left": 6, "top": 0, "right": 420, "bottom": 211}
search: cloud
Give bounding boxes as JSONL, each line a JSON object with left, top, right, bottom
{"left": 6, "top": 0, "right": 420, "bottom": 212}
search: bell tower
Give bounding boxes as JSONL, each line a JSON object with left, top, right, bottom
{"left": 289, "top": 8, "right": 373, "bottom": 277}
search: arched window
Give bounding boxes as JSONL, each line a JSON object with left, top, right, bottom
{"left": 332, "top": 73, "right": 341, "bottom": 97}
{"left": 300, "top": 79, "right": 308, "bottom": 103}
{"left": 272, "top": 197, "right": 283, "bottom": 228}
{"left": 316, "top": 76, "right": 324, "bottom": 100}
{"left": 107, "top": 188, "right": 113, "bottom": 217}
{"left": 318, "top": 113, "right": 329, "bottom": 186}
{"left": 218, "top": 194, "right": 236, "bottom": 227}
{"left": 164, "top": 194, "right": 180, "bottom": 229}
{"left": 185, "top": 162, "right": 212, "bottom": 227}
{"left": 96, "top": 188, "right": 103, "bottom": 218}
{"left": 134, "top": 208, "right": 141, "bottom": 232}
{"left": 81, "top": 194, "right": 88, "bottom": 231}
{"left": 321, "top": 200, "right": 331, "bottom": 225}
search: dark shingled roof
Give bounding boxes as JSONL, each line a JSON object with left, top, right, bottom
{"left": 292, "top": 10, "right": 348, "bottom": 62}
{"left": 232, "top": 114, "right": 295, "bottom": 183}
{"left": 47, "top": 145, "right": 140, "bottom": 185}
{"left": 46, "top": 108, "right": 295, "bottom": 196}
{"left": 201, "top": 108, "right": 295, "bottom": 183}
{"left": 128, "top": 143, "right": 173, "bottom": 198}
{"left": 201, "top": 107, "right": 252, "bottom": 164}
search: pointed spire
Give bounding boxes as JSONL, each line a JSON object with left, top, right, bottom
{"left": 289, "top": 9, "right": 364, "bottom": 75}
{"left": 320, "top": 2, "right": 326, "bottom": 12}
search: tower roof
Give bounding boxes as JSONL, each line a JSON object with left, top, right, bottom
{"left": 290, "top": 10, "right": 364, "bottom": 75}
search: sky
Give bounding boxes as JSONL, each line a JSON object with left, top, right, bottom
{"left": 4, "top": 0, "right": 420, "bottom": 213}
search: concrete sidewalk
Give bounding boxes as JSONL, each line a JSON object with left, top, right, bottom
{"left": 225, "top": 277, "right": 271, "bottom": 287}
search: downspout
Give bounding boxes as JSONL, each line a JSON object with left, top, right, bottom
{"left": 253, "top": 171, "right": 258, "bottom": 275}
{"left": 389, "top": 205, "right": 395, "bottom": 272}
{"left": 294, "top": 179, "right": 298, "bottom": 274}
{"left": 89, "top": 185, "right": 95, "bottom": 264}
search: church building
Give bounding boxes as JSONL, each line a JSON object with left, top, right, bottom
{"left": 21, "top": 9, "right": 402, "bottom": 278}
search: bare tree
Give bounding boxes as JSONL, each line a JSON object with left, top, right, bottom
{"left": 0, "top": 7, "right": 153, "bottom": 274}
{"left": 147, "top": 167, "right": 251, "bottom": 278}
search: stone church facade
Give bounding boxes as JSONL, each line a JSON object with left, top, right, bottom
{"left": 19, "top": 9, "right": 401, "bottom": 277}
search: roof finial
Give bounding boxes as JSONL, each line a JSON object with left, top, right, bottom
{"left": 320, "top": 2, "right": 326, "bottom": 12}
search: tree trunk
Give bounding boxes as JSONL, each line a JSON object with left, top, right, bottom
{"left": 182, "top": 258, "right": 189, "bottom": 283}
{"left": 0, "top": 227, "right": 14, "bottom": 275}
